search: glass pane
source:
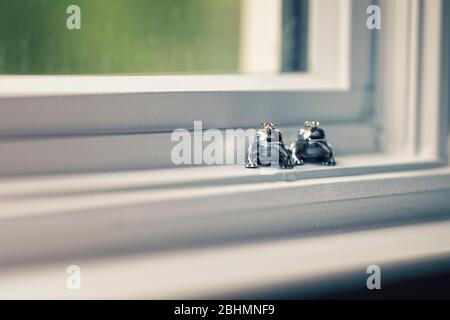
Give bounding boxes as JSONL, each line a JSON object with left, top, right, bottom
{"left": 0, "top": 0, "right": 307, "bottom": 75}
{"left": 282, "top": 0, "right": 308, "bottom": 72}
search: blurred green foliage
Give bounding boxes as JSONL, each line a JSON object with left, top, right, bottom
{"left": 0, "top": 0, "right": 241, "bottom": 74}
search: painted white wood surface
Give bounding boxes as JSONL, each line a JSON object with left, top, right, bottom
{"left": 0, "top": 157, "right": 449, "bottom": 269}
{"left": 1, "top": 220, "right": 450, "bottom": 299}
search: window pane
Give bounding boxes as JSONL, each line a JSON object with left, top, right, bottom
{"left": 282, "top": 0, "right": 308, "bottom": 72}
{"left": 0, "top": 0, "right": 307, "bottom": 75}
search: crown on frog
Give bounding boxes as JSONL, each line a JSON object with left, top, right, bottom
{"left": 260, "top": 122, "right": 277, "bottom": 130}
{"left": 304, "top": 120, "right": 320, "bottom": 128}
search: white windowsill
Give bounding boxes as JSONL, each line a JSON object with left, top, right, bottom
{"left": 1, "top": 152, "right": 450, "bottom": 298}
{"left": 0, "top": 153, "right": 444, "bottom": 219}
{"left": 2, "top": 220, "right": 450, "bottom": 299}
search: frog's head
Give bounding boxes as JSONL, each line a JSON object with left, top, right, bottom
{"left": 259, "top": 122, "right": 279, "bottom": 142}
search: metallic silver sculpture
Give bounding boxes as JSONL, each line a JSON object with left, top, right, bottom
{"left": 291, "top": 121, "right": 336, "bottom": 166}
{"left": 246, "top": 122, "right": 294, "bottom": 169}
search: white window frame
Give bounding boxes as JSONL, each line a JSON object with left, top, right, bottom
{"left": 0, "top": 0, "right": 352, "bottom": 94}
{"left": 376, "top": 0, "right": 448, "bottom": 162}
{"left": 0, "top": 0, "right": 447, "bottom": 217}
{"left": 0, "top": 0, "right": 446, "bottom": 173}
{"left": 0, "top": 0, "right": 449, "bottom": 298}
{"left": 0, "top": 0, "right": 381, "bottom": 175}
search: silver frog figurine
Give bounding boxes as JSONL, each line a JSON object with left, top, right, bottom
{"left": 246, "top": 122, "right": 294, "bottom": 169}
{"left": 291, "top": 121, "right": 336, "bottom": 166}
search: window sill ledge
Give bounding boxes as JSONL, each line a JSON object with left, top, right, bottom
{"left": 0, "top": 153, "right": 450, "bottom": 271}
{"left": 0, "top": 153, "right": 443, "bottom": 203}
{"left": 2, "top": 221, "right": 450, "bottom": 299}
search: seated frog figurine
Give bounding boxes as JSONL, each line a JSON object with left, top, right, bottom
{"left": 290, "top": 121, "right": 336, "bottom": 166}
{"left": 246, "top": 122, "right": 294, "bottom": 169}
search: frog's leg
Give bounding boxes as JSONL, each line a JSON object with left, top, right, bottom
{"left": 318, "top": 141, "right": 336, "bottom": 166}
{"left": 290, "top": 142, "right": 304, "bottom": 166}
{"left": 279, "top": 144, "right": 294, "bottom": 169}
{"left": 245, "top": 139, "right": 259, "bottom": 168}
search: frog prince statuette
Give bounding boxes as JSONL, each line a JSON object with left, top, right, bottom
{"left": 245, "top": 122, "right": 294, "bottom": 169}
{"left": 290, "top": 121, "right": 336, "bottom": 166}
